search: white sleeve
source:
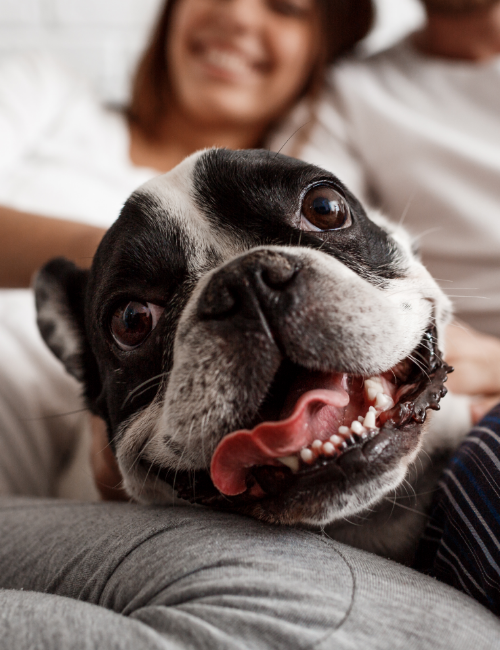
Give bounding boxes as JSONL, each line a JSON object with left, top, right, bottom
{"left": 0, "top": 52, "right": 81, "bottom": 174}
{"left": 299, "top": 84, "right": 370, "bottom": 203}
{"left": 268, "top": 73, "right": 370, "bottom": 205}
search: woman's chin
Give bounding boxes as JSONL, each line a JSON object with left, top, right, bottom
{"left": 176, "top": 87, "right": 283, "bottom": 133}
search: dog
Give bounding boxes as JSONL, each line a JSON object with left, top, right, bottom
{"left": 35, "top": 148, "right": 457, "bottom": 563}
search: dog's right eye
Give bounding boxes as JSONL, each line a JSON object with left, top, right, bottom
{"left": 110, "top": 301, "right": 163, "bottom": 351}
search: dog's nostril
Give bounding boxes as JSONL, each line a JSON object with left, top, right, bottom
{"left": 197, "top": 252, "right": 302, "bottom": 321}
{"left": 198, "top": 282, "right": 237, "bottom": 320}
{"left": 260, "top": 260, "right": 300, "bottom": 290}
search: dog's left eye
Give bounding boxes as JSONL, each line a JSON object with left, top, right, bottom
{"left": 110, "top": 301, "right": 164, "bottom": 351}
{"left": 300, "top": 186, "right": 351, "bottom": 232}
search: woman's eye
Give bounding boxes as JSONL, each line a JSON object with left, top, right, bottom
{"left": 270, "top": 0, "right": 310, "bottom": 18}
{"left": 300, "top": 186, "right": 351, "bottom": 232}
{"left": 110, "top": 301, "right": 164, "bottom": 351}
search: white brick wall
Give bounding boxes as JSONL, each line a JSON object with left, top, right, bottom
{"left": 0, "top": 0, "right": 423, "bottom": 104}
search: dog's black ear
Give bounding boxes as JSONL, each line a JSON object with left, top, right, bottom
{"left": 34, "top": 257, "right": 89, "bottom": 382}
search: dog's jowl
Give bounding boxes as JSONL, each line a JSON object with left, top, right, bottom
{"left": 35, "top": 149, "right": 455, "bottom": 561}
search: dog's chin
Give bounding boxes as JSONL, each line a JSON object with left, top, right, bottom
{"left": 123, "top": 326, "right": 451, "bottom": 527}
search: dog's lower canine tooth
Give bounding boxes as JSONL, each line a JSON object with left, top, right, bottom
{"left": 363, "top": 408, "right": 377, "bottom": 429}
{"left": 300, "top": 448, "right": 314, "bottom": 464}
{"left": 277, "top": 456, "right": 300, "bottom": 472}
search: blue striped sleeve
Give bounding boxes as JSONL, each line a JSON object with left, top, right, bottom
{"left": 414, "top": 403, "right": 500, "bottom": 615}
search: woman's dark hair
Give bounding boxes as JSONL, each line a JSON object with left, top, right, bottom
{"left": 129, "top": 0, "right": 374, "bottom": 140}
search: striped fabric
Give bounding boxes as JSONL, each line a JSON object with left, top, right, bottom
{"left": 414, "top": 403, "right": 500, "bottom": 615}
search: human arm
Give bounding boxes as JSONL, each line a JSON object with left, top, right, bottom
{"left": 0, "top": 54, "right": 107, "bottom": 286}
{"left": 0, "top": 205, "right": 105, "bottom": 287}
{"left": 90, "top": 415, "right": 128, "bottom": 501}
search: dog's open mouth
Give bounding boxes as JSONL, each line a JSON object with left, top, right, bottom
{"left": 149, "top": 327, "right": 451, "bottom": 507}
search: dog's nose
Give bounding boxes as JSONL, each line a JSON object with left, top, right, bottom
{"left": 197, "top": 250, "right": 302, "bottom": 322}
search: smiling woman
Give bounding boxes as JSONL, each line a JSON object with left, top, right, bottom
{"left": 128, "top": 0, "right": 373, "bottom": 170}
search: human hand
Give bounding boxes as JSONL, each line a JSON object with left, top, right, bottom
{"left": 444, "top": 322, "right": 500, "bottom": 424}
{"left": 90, "top": 415, "right": 129, "bottom": 501}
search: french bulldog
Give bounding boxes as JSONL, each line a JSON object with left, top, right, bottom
{"left": 35, "top": 149, "right": 455, "bottom": 562}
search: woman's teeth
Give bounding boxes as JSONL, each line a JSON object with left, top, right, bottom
{"left": 204, "top": 48, "right": 252, "bottom": 75}
{"left": 278, "top": 378, "right": 395, "bottom": 472}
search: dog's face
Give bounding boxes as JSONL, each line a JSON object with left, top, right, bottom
{"left": 36, "top": 149, "right": 451, "bottom": 526}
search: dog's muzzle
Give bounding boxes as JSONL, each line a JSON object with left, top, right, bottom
{"left": 145, "top": 249, "right": 451, "bottom": 519}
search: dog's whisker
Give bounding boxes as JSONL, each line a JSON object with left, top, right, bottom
{"left": 402, "top": 477, "right": 418, "bottom": 504}
{"left": 22, "top": 407, "right": 90, "bottom": 422}
{"left": 127, "top": 435, "right": 159, "bottom": 475}
{"left": 274, "top": 121, "right": 311, "bottom": 157}
{"left": 412, "top": 226, "right": 444, "bottom": 242}
{"left": 443, "top": 294, "right": 490, "bottom": 300}
{"left": 382, "top": 497, "right": 430, "bottom": 518}
{"left": 407, "top": 354, "right": 431, "bottom": 380}
{"left": 123, "top": 372, "right": 170, "bottom": 408}
{"left": 398, "top": 188, "right": 417, "bottom": 226}
{"left": 123, "top": 381, "right": 164, "bottom": 407}
{"left": 140, "top": 451, "right": 162, "bottom": 496}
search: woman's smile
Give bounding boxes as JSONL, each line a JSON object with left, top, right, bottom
{"left": 189, "top": 39, "right": 268, "bottom": 84}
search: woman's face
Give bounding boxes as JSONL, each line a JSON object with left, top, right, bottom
{"left": 167, "top": 0, "right": 318, "bottom": 131}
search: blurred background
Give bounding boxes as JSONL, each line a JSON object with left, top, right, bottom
{"left": 0, "top": 0, "right": 425, "bottom": 104}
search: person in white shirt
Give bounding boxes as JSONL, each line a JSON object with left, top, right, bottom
{"left": 0, "top": 0, "right": 373, "bottom": 498}
{"left": 290, "top": 0, "right": 500, "bottom": 422}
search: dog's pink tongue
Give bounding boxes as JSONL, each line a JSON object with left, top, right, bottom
{"left": 210, "top": 381, "right": 349, "bottom": 496}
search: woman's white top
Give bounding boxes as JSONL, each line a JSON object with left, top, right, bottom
{"left": 0, "top": 52, "right": 158, "bottom": 227}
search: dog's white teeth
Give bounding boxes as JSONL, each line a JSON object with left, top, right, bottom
{"left": 311, "top": 439, "right": 323, "bottom": 452}
{"left": 277, "top": 455, "right": 300, "bottom": 472}
{"left": 363, "top": 406, "right": 377, "bottom": 429}
{"left": 365, "top": 377, "right": 394, "bottom": 413}
{"left": 375, "top": 392, "right": 394, "bottom": 411}
{"left": 298, "top": 411, "right": 382, "bottom": 465}
{"left": 300, "top": 448, "right": 314, "bottom": 464}
{"left": 322, "top": 442, "right": 335, "bottom": 456}
{"left": 364, "top": 377, "right": 384, "bottom": 401}
{"left": 350, "top": 420, "right": 364, "bottom": 435}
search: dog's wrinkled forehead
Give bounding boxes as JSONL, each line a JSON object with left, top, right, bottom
{"left": 90, "top": 149, "right": 403, "bottom": 305}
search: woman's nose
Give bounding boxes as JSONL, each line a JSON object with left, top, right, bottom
{"left": 214, "top": 0, "right": 267, "bottom": 33}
